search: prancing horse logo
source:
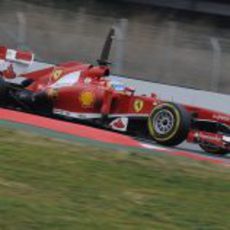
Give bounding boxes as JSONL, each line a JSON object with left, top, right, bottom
{"left": 52, "top": 69, "right": 63, "bottom": 81}
{"left": 134, "top": 99, "right": 144, "bottom": 112}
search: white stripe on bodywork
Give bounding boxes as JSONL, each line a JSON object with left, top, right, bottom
{"left": 50, "top": 71, "right": 81, "bottom": 89}
{"left": 109, "top": 114, "right": 148, "bottom": 118}
{"left": 53, "top": 109, "right": 149, "bottom": 120}
{"left": 223, "top": 136, "right": 230, "bottom": 143}
{"left": 53, "top": 109, "right": 101, "bottom": 119}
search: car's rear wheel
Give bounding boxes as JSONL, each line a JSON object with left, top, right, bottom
{"left": 148, "top": 103, "right": 191, "bottom": 146}
{"left": 199, "top": 143, "right": 228, "bottom": 155}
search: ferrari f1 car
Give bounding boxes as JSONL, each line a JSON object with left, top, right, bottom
{"left": 0, "top": 28, "right": 229, "bottom": 155}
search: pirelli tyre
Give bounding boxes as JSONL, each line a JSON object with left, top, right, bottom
{"left": 199, "top": 143, "right": 228, "bottom": 155}
{"left": 148, "top": 103, "right": 191, "bottom": 146}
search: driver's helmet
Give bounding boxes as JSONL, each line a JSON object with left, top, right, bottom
{"left": 110, "top": 80, "right": 125, "bottom": 91}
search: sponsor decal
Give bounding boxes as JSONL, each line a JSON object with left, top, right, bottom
{"left": 133, "top": 99, "right": 144, "bottom": 112}
{"left": 109, "top": 117, "right": 128, "bottom": 132}
{"left": 52, "top": 69, "right": 63, "bottom": 81}
{"left": 79, "top": 91, "right": 95, "bottom": 108}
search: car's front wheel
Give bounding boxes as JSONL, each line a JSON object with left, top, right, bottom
{"left": 148, "top": 103, "right": 191, "bottom": 146}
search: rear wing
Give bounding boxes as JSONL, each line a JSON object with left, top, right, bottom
{"left": 0, "top": 46, "right": 34, "bottom": 77}
{"left": 0, "top": 46, "right": 34, "bottom": 65}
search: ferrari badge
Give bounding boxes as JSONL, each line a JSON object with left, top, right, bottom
{"left": 134, "top": 99, "right": 144, "bottom": 112}
{"left": 52, "top": 69, "right": 63, "bottom": 81}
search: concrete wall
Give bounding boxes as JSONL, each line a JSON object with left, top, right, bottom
{"left": 1, "top": 0, "right": 230, "bottom": 94}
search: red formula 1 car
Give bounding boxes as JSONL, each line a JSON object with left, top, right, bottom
{"left": 0, "top": 29, "right": 229, "bottom": 155}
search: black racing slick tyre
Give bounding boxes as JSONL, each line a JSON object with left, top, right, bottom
{"left": 148, "top": 103, "right": 191, "bottom": 146}
{"left": 199, "top": 143, "right": 228, "bottom": 155}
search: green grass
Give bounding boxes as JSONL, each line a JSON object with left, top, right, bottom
{"left": 0, "top": 127, "right": 229, "bottom": 230}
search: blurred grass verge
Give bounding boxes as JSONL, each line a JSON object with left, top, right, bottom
{"left": 0, "top": 127, "right": 229, "bottom": 230}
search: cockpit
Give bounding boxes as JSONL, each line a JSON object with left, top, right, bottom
{"left": 110, "top": 80, "right": 126, "bottom": 91}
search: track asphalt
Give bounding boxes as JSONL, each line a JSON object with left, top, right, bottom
{"left": 0, "top": 108, "right": 229, "bottom": 166}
